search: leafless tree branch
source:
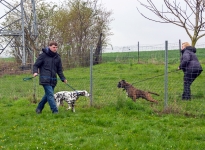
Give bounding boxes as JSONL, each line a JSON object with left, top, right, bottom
{"left": 136, "top": 0, "right": 205, "bottom": 46}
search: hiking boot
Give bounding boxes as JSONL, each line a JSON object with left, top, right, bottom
{"left": 182, "top": 97, "right": 191, "bottom": 101}
{"left": 182, "top": 94, "right": 191, "bottom": 101}
{"left": 36, "top": 108, "right": 42, "bottom": 114}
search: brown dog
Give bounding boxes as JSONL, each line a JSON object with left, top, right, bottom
{"left": 117, "top": 80, "right": 158, "bottom": 103}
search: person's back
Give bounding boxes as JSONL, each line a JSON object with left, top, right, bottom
{"left": 180, "top": 46, "right": 202, "bottom": 73}
{"left": 178, "top": 42, "right": 202, "bottom": 100}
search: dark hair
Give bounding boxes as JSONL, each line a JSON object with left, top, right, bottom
{"left": 49, "top": 41, "right": 58, "bottom": 46}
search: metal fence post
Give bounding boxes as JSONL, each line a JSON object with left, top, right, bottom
{"left": 20, "top": 0, "right": 26, "bottom": 66}
{"left": 179, "top": 39, "right": 181, "bottom": 58}
{"left": 33, "top": 49, "right": 37, "bottom": 103}
{"left": 164, "top": 41, "right": 168, "bottom": 108}
{"left": 138, "top": 41, "right": 139, "bottom": 63}
{"left": 90, "top": 46, "right": 93, "bottom": 106}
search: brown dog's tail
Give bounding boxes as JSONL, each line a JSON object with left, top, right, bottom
{"left": 148, "top": 91, "right": 159, "bottom": 96}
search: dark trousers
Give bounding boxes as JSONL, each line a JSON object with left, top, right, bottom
{"left": 36, "top": 85, "right": 58, "bottom": 113}
{"left": 182, "top": 70, "right": 202, "bottom": 100}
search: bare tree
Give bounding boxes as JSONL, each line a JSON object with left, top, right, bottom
{"left": 93, "top": 33, "right": 102, "bottom": 65}
{"left": 51, "top": 0, "right": 113, "bottom": 68}
{"left": 136, "top": 0, "right": 205, "bottom": 46}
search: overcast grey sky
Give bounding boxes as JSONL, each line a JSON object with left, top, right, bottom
{"left": 99, "top": 0, "right": 205, "bottom": 46}
{"left": 1, "top": 0, "right": 205, "bottom": 47}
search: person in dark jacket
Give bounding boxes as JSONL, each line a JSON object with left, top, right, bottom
{"left": 33, "top": 41, "right": 67, "bottom": 113}
{"left": 178, "top": 42, "right": 203, "bottom": 100}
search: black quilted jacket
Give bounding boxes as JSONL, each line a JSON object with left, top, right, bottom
{"left": 33, "top": 48, "right": 66, "bottom": 86}
{"left": 179, "top": 46, "right": 203, "bottom": 73}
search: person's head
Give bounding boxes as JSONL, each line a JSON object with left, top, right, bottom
{"left": 49, "top": 41, "right": 58, "bottom": 53}
{"left": 182, "top": 42, "right": 190, "bottom": 50}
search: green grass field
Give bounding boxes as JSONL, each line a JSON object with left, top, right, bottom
{"left": 1, "top": 49, "right": 205, "bottom": 149}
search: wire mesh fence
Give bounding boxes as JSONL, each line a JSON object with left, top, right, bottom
{"left": 0, "top": 41, "right": 205, "bottom": 112}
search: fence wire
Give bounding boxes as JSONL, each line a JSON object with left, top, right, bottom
{"left": 0, "top": 41, "right": 205, "bottom": 112}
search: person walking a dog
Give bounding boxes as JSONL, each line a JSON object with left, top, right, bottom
{"left": 33, "top": 41, "right": 67, "bottom": 114}
{"left": 178, "top": 42, "right": 203, "bottom": 100}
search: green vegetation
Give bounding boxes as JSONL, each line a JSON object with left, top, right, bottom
{"left": 1, "top": 49, "right": 205, "bottom": 149}
{"left": 102, "top": 48, "right": 205, "bottom": 64}
{"left": 0, "top": 57, "right": 15, "bottom": 62}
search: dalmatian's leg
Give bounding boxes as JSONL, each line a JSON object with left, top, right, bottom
{"left": 55, "top": 98, "right": 61, "bottom": 108}
{"left": 60, "top": 99, "right": 64, "bottom": 106}
{"left": 71, "top": 101, "right": 75, "bottom": 112}
{"left": 66, "top": 103, "right": 72, "bottom": 110}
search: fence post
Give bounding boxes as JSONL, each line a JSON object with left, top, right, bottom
{"left": 20, "top": 0, "right": 26, "bottom": 67}
{"left": 138, "top": 41, "right": 139, "bottom": 63}
{"left": 33, "top": 74, "right": 37, "bottom": 103}
{"left": 179, "top": 39, "right": 181, "bottom": 58}
{"left": 33, "top": 49, "right": 37, "bottom": 103}
{"left": 164, "top": 41, "right": 168, "bottom": 108}
{"left": 90, "top": 45, "right": 93, "bottom": 106}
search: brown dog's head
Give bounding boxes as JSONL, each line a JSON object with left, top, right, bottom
{"left": 117, "top": 80, "right": 127, "bottom": 88}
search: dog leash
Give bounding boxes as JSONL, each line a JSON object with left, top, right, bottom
{"left": 23, "top": 76, "right": 37, "bottom": 81}
{"left": 65, "top": 83, "right": 76, "bottom": 91}
{"left": 65, "top": 83, "right": 80, "bottom": 96}
{"left": 23, "top": 75, "right": 64, "bottom": 81}
{"left": 23, "top": 76, "right": 79, "bottom": 95}
{"left": 131, "top": 70, "right": 179, "bottom": 85}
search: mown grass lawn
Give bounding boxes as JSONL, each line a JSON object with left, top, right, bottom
{"left": 1, "top": 51, "right": 205, "bottom": 149}
{"left": 1, "top": 97, "right": 205, "bottom": 150}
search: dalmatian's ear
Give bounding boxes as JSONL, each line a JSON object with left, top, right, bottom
{"left": 82, "top": 90, "right": 86, "bottom": 93}
{"left": 78, "top": 92, "right": 85, "bottom": 96}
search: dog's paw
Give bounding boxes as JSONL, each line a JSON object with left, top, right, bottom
{"left": 66, "top": 107, "right": 71, "bottom": 110}
{"left": 72, "top": 107, "right": 75, "bottom": 112}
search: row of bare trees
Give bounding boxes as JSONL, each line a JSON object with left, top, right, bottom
{"left": 1, "top": 0, "right": 113, "bottom": 68}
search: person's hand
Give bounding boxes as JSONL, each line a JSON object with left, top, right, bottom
{"left": 64, "top": 79, "right": 67, "bottom": 84}
{"left": 33, "top": 73, "right": 38, "bottom": 77}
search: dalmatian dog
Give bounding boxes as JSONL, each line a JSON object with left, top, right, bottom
{"left": 54, "top": 90, "right": 90, "bottom": 112}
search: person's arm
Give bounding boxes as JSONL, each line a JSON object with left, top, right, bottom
{"left": 179, "top": 52, "right": 191, "bottom": 70}
{"left": 33, "top": 54, "right": 44, "bottom": 76}
{"left": 57, "top": 58, "right": 67, "bottom": 83}
{"left": 63, "top": 79, "right": 67, "bottom": 83}
{"left": 33, "top": 73, "right": 38, "bottom": 77}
